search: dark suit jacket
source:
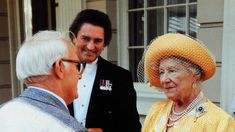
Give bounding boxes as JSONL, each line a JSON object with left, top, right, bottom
{"left": 68, "top": 57, "right": 141, "bottom": 132}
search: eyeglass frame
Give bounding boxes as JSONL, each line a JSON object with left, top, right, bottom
{"left": 61, "top": 58, "right": 86, "bottom": 75}
{"left": 68, "top": 31, "right": 77, "bottom": 45}
{"left": 46, "top": 31, "right": 86, "bottom": 74}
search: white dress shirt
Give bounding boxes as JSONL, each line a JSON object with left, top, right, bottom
{"left": 73, "top": 59, "right": 98, "bottom": 126}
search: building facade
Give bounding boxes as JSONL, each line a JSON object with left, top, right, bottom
{"left": 0, "top": 0, "right": 235, "bottom": 122}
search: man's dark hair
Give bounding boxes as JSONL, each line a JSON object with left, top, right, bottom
{"left": 69, "top": 9, "right": 112, "bottom": 46}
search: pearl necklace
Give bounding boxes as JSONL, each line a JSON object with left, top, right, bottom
{"left": 169, "top": 92, "right": 204, "bottom": 122}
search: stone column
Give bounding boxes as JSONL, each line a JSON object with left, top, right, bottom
{"left": 221, "top": 0, "right": 235, "bottom": 113}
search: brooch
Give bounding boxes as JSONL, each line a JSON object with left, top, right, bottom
{"left": 195, "top": 104, "right": 206, "bottom": 118}
{"left": 99, "top": 79, "right": 112, "bottom": 91}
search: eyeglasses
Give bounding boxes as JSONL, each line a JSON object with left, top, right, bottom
{"left": 61, "top": 58, "right": 86, "bottom": 74}
{"left": 66, "top": 31, "right": 77, "bottom": 45}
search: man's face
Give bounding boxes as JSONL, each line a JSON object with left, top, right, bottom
{"left": 63, "top": 41, "right": 81, "bottom": 103}
{"left": 74, "top": 23, "right": 105, "bottom": 63}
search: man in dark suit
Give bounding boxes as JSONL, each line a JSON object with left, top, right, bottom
{"left": 0, "top": 31, "right": 87, "bottom": 132}
{"left": 68, "top": 9, "right": 141, "bottom": 132}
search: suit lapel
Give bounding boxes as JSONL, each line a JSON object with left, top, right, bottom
{"left": 86, "top": 57, "right": 111, "bottom": 126}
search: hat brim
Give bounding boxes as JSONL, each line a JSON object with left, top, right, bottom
{"left": 145, "top": 33, "right": 216, "bottom": 88}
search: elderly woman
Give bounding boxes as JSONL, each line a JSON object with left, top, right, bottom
{"left": 142, "top": 33, "right": 235, "bottom": 131}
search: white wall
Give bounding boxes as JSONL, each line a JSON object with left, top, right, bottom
{"left": 55, "top": 0, "right": 83, "bottom": 31}
{"left": 197, "top": 0, "right": 223, "bottom": 105}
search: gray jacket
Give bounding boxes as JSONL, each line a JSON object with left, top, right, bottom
{"left": 0, "top": 87, "right": 87, "bottom": 132}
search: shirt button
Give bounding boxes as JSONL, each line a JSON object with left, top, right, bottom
{"left": 82, "top": 104, "right": 84, "bottom": 107}
{"left": 83, "top": 85, "right": 86, "bottom": 87}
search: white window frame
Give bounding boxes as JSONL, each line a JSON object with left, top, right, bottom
{"left": 118, "top": 0, "right": 198, "bottom": 115}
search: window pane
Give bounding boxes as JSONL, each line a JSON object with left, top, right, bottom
{"left": 129, "top": 0, "right": 144, "bottom": 9}
{"left": 129, "top": 11, "right": 144, "bottom": 46}
{"left": 190, "top": 0, "right": 197, "bottom": 2}
{"left": 129, "top": 49, "right": 144, "bottom": 82}
{"left": 147, "top": 0, "right": 164, "bottom": 7}
{"left": 147, "top": 9, "right": 164, "bottom": 44}
{"left": 189, "top": 5, "right": 199, "bottom": 37}
{"left": 167, "top": 6, "right": 186, "bottom": 34}
{"left": 168, "top": 0, "right": 186, "bottom": 5}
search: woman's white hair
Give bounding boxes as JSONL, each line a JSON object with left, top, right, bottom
{"left": 16, "top": 30, "right": 70, "bottom": 82}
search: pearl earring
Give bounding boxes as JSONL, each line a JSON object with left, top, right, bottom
{"left": 192, "top": 82, "right": 197, "bottom": 89}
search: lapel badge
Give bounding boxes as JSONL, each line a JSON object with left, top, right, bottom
{"left": 100, "top": 79, "right": 112, "bottom": 91}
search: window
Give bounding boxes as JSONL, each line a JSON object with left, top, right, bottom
{"left": 128, "top": 0, "right": 199, "bottom": 82}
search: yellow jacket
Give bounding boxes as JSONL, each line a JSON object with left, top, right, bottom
{"left": 143, "top": 99, "right": 235, "bottom": 132}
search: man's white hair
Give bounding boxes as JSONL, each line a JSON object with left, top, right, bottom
{"left": 16, "top": 30, "right": 70, "bottom": 82}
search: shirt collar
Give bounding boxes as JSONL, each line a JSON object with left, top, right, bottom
{"left": 84, "top": 58, "right": 98, "bottom": 73}
{"left": 27, "top": 86, "right": 68, "bottom": 110}
{"left": 88, "top": 58, "right": 98, "bottom": 65}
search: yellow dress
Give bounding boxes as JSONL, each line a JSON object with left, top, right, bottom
{"left": 143, "top": 99, "right": 235, "bottom": 132}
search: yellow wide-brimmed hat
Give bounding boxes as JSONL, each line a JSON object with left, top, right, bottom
{"left": 144, "top": 33, "right": 216, "bottom": 88}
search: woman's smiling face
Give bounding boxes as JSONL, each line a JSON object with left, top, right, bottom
{"left": 159, "top": 57, "right": 195, "bottom": 102}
